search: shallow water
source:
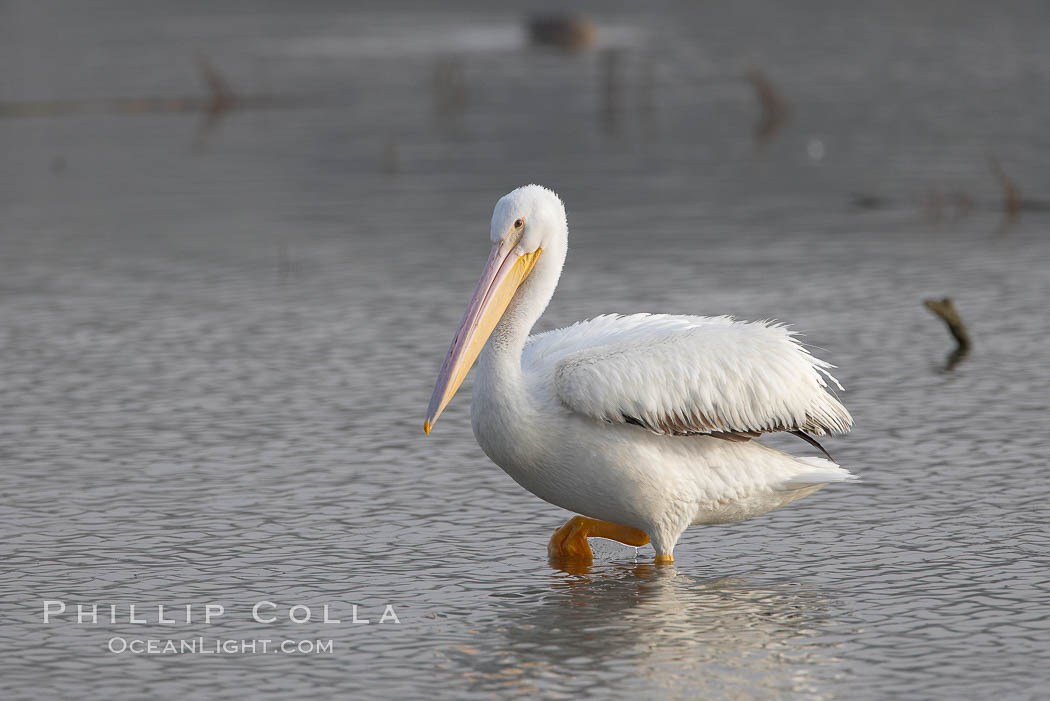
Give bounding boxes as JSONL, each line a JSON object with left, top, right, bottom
{"left": 2, "top": 1, "right": 1050, "bottom": 698}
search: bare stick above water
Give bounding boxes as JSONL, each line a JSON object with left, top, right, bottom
{"left": 924, "top": 298, "right": 971, "bottom": 350}
{"left": 988, "top": 155, "right": 1022, "bottom": 219}
{"left": 746, "top": 68, "right": 789, "bottom": 146}
{"left": 924, "top": 298, "right": 972, "bottom": 370}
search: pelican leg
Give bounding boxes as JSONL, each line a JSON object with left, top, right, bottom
{"left": 547, "top": 516, "right": 650, "bottom": 560}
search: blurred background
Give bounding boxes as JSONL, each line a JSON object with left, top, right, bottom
{"left": 2, "top": 1, "right": 1049, "bottom": 699}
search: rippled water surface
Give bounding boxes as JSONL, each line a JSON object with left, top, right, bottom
{"left": 2, "top": 1, "right": 1050, "bottom": 698}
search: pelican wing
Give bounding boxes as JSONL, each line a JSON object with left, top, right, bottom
{"left": 528, "top": 314, "right": 852, "bottom": 438}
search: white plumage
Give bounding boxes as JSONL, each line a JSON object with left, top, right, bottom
{"left": 426, "top": 185, "right": 855, "bottom": 563}
{"left": 531, "top": 313, "right": 852, "bottom": 438}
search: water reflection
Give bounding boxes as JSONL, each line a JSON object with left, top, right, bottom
{"left": 446, "top": 562, "right": 839, "bottom": 697}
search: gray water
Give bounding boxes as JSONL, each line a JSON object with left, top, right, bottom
{"left": 2, "top": 1, "right": 1050, "bottom": 699}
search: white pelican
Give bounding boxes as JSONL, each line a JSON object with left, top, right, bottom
{"left": 425, "top": 185, "right": 854, "bottom": 564}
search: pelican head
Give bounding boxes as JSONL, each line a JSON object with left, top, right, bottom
{"left": 424, "top": 185, "right": 566, "bottom": 434}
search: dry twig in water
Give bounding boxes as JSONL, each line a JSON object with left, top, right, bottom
{"left": 988, "top": 155, "right": 1022, "bottom": 219}
{"left": 746, "top": 69, "right": 789, "bottom": 146}
{"left": 923, "top": 298, "right": 971, "bottom": 370}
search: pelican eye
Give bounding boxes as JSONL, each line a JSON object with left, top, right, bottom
{"left": 513, "top": 218, "right": 525, "bottom": 229}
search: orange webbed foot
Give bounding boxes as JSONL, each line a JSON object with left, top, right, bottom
{"left": 547, "top": 516, "right": 651, "bottom": 562}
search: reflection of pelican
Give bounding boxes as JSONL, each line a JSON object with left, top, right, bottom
{"left": 425, "top": 185, "right": 855, "bottom": 563}
{"left": 440, "top": 565, "right": 838, "bottom": 697}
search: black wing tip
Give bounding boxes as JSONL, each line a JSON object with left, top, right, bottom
{"left": 789, "top": 430, "right": 835, "bottom": 462}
